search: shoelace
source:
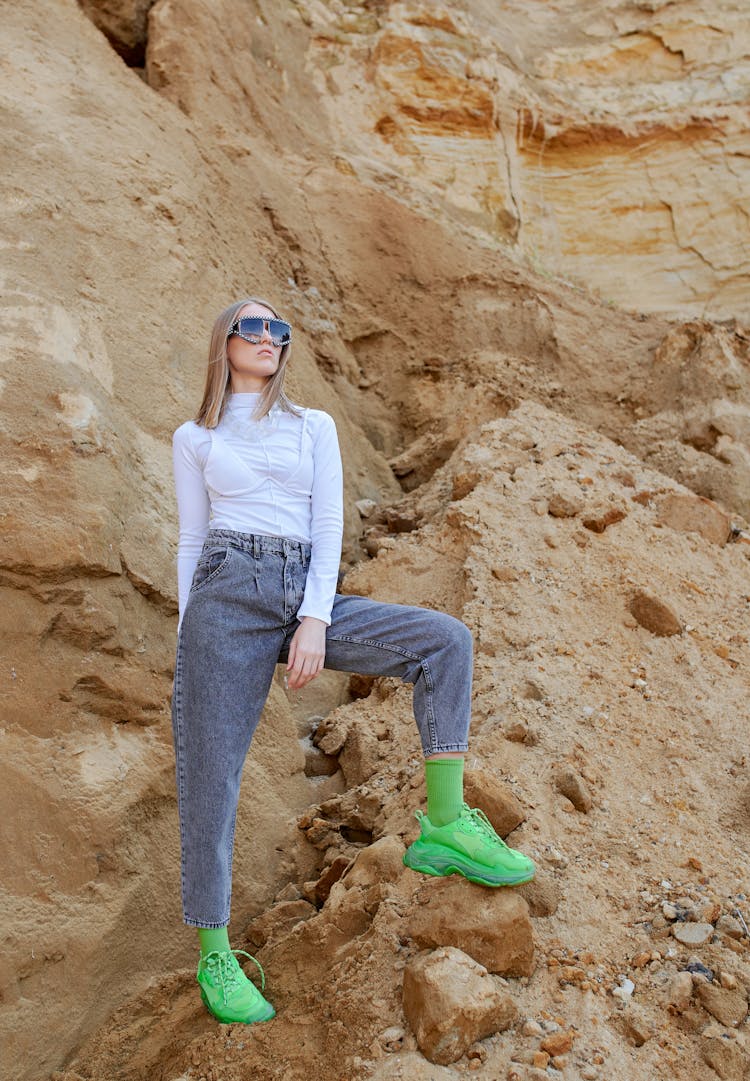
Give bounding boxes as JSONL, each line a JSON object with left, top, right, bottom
{"left": 202, "top": 949, "right": 267, "bottom": 1005}
{"left": 414, "top": 805, "right": 509, "bottom": 848}
{"left": 459, "top": 804, "right": 510, "bottom": 848}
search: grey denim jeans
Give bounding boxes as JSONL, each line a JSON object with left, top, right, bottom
{"left": 171, "top": 528, "right": 473, "bottom": 927}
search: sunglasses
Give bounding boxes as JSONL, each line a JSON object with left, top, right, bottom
{"left": 228, "top": 317, "right": 292, "bottom": 348}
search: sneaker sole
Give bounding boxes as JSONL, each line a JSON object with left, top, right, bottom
{"left": 200, "top": 988, "right": 276, "bottom": 1023}
{"left": 403, "top": 848, "right": 535, "bottom": 887}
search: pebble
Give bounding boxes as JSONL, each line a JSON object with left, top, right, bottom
{"left": 544, "top": 846, "right": 569, "bottom": 869}
{"left": 720, "top": 972, "right": 738, "bottom": 990}
{"left": 672, "top": 922, "right": 714, "bottom": 946}
{"left": 612, "top": 978, "right": 635, "bottom": 1000}
{"left": 522, "top": 1019, "right": 543, "bottom": 1037}
{"left": 555, "top": 767, "right": 593, "bottom": 813}
{"left": 668, "top": 971, "right": 693, "bottom": 1010}
{"left": 716, "top": 914, "right": 744, "bottom": 940}
{"left": 581, "top": 1069, "right": 599, "bottom": 1081}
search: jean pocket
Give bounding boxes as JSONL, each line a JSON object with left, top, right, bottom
{"left": 190, "top": 546, "right": 232, "bottom": 594}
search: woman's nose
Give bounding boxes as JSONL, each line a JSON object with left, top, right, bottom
{"left": 259, "top": 322, "right": 273, "bottom": 344}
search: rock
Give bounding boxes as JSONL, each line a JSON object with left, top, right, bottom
{"left": 522, "top": 1019, "right": 543, "bottom": 1036}
{"left": 517, "top": 873, "right": 562, "bottom": 917}
{"left": 547, "top": 482, "right": 584, "bottom": 518}
{"left": 463, "top": 767, "right": 526, "bottom": 837}
{"left": 716, "top": 914, "right": 745, "bottom": 940}
{"left": 244, "top": 899, "right": 316, "bottom": 947}
{"left": 540, "top": 1030, "right": 574, "bottom": 1056}
{"left": 379, "top": 1025, "right": 405, "bottom": 1051}
{"left": 402, "top": 946, "right": 517, "bottom": 1065}
{"left": 304, "top": 743, "right": 340, "bottom": 777}
{"left": 406, "top": 878, "right": 535, "bottom": 976}
{"left": 355, "top": 498, "right": 378, "bottom": 517}
{"left": 582, "top": 500, "right": 628, "bottom": 533}
{"left": 686, "top": 961, "right": 715, "bottom": 982}
{"left": 344, "top": 836, "right": 406, "bottom": 890}
{"left": 78, "top": 0, "right": 153, "bottom": 65}
{"left": 667, "top": 971, "right": 694, "bottom": 1010}
{"left": 672, "top": 922, "right": 714, "bottom": 946}
{"left": 554, "top": 767, "right": 593, "bottom": 813}
{"left": 312, "top": 856, "right": 353, "bottom": 905}
{"left": 696, "top": 982, "right": 748, "bottom": 1027}
{"left": 629, "top": 589, "right": 683, "bottom": 636}
{"left": 621, "top": 1002, "right": 655, "bottom": 1046}
{"left": 339, "top": 724, "right": 383, "bottom": 786}
{"left": 532, "top": 1050, "right": 550, "bottom": 1068}
{"left": 720, "top": 972, "right": 739, "bottom": 990}
{"left": 612, "top": 977, "right": 635, "bottom": 1000}
{"left": 656, "top": 492, "right": 732, "bottom": 546}
{"left": 702, "top": 1035, "right": 750, "bottom": 1081}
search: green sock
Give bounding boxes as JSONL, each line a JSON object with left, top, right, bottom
{"left": 198, "top": 926, "right": 230, "bottom": 958}
{"left": 425, "top": 758, "right": 465, "bottom": 826}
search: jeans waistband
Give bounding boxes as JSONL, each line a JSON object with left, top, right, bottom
{"left": 205, "top": 528, "right": 311, "bottom": 558}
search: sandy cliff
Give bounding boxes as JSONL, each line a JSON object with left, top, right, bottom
{"left": 1, "top": 1, "right": 749, "bottom": 1080}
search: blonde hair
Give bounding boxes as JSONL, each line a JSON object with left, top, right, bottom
{"left": 195, "top": 297, "right": 301, "bottom": 427}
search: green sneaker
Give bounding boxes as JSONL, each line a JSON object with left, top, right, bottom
{"left": 196, "top": 948, "right": 275, "bottom": 1024}
{"left": 403, "top": 803, "right": 536, "bottom": 887}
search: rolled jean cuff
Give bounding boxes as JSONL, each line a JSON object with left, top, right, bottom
{"left": 424, "top": 742, "right": 469, "bottom": 757}
{"left": 184, "top": 914, "right": 230, "bottom": 929}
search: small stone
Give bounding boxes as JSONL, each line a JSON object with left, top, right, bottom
{"left": 540, "top": 1030, "right": 574, "bottom": 1056}
{"left": 379, "top": 1025, "right": 405, "bottom": 1050}
{"left": 612, "top": 978, "right": 635, "bottom": 1000}
{"left": 355, "top": 498, "right": 378, "bottom": 517}
{"left": 716, "top": 914, "right": 744, "bottom": 940}
{"left": 702, "top": 1035, "right": 750, "bottom": 1080}
{"left": 672, "top": 922, "right": 714, "bottom": 946}
{"left": 463, "top": 767, "right": 526, "bottom": 837}
{"left": 345, "top": 836, "right": 405, "bottom": 890}
{"left": 467, "top": 1042, "right": 488, "bottom": 1062}
{"left": 532, "top": 1051, "right": 550, "bottom": 1069}
{"left": 554, "top": 767, "right": 593, "bottom": 813}
{"left": 551, "top": 1055, "right": 569, "bottom": 1069}
{"left": 581, "top": 1069, "right": 599, "bottom": 1081}
{"left": 668, "top": 971, "right": 693, "bottom": 1010}
{"left": 543, "top": 845, "right": 568, "bottom": 870}
{"left": 656, "top": 492, "right": 732, "bottom": 546}
{"left": 517, "top": 873, "right": 562, "bottom": 917}
{"left": 582, "top": 501, "right": 628, "bottom": 533}
{"left": 662, "top": 902, "right": 679, "bottom": 921}
{"left": 686, "top": 961, "right": 715, "bottom": 982}
{"left": 547, "top": 482, "right": 584, "bottom": 518}
{"left": 629, "top": 589, "right": 683, "bottom": 636}
{"left": 720, "top": 972, "right": 738, "bottom": 990}
{"left": 622, "top": 1002, "right": 655, "bottom": 1046}
{"left": 696, "top": 982, "right": 748, "bottom": 1027}
{"left": 631, "top": 952, "right": 651, "bottom": 968}
{"left": 522, "top": 1019, "right": 543, "bottom": 1037}
{"left": 314, "top": 855, "right": 352, "bottom": 905}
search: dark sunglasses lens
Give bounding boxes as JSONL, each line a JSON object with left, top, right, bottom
{"left": 268, "top": 320, "right": 292, "bottom": 345}
{"left": 235, "top": 318, "right": 291, "bottom": 346}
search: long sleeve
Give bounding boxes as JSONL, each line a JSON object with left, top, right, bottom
{"left": 296, "top": 412, "right": 344, "bottom": 624}
{"left": 173, "top": 423, "right": 211, "bottom": 626}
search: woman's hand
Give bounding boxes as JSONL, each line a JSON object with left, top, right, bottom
{"left": 286, "top": 616, "right": 327, "bottom": 690}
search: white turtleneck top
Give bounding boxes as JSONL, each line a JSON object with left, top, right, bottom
{"left": 172, "top": 392, "right": 343, "bottom": 627}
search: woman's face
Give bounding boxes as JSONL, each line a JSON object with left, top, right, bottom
{"left": 226, "top": 303, "right": 283, "bottom": 389}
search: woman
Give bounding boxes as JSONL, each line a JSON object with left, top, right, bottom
{"left": 172, "top": 297, "right": 535, "bottom": 1024}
